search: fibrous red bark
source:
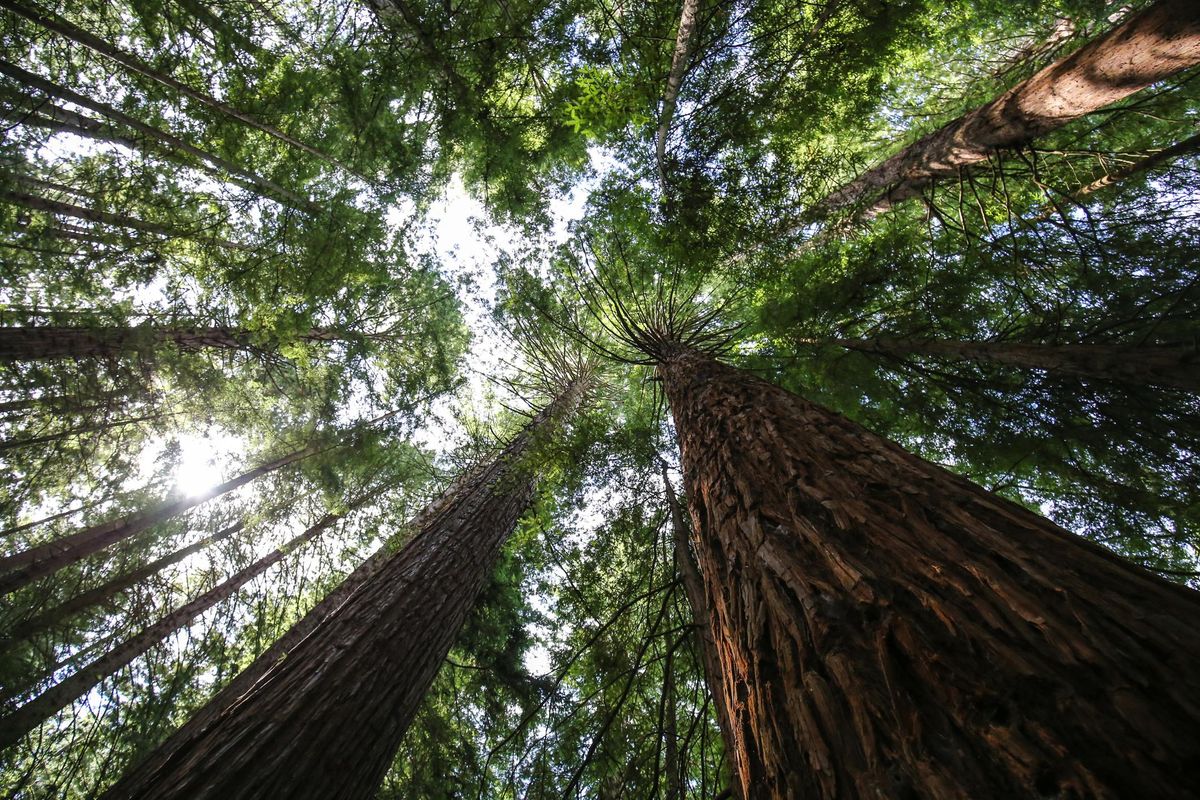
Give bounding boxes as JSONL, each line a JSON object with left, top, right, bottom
{"left": 658, "top": 348, "right": 1200, "bottom": 799}
{"left": 99, "top": 382, "right": 585, "bottom": 800}
{"left": 815, "top": 0, "right": 1200, "bottom": 218}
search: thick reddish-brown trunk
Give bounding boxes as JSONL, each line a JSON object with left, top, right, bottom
{"left": 816, "top": 0, "right": 1200, "bottom": 218}
{"left": 822, "top": 336, "right": 1200, "bottom": 392}
{"left": 0, "top": 504, "right": 353, "bottom": 750}
{"left": 100, "top": 384, "right": 584, "bottom": 800}
{"left": 658, "top": 349, "right": 1200, "bottom": 799}
{"left": 0, "top": 443, "right": 320, "bottom": 596}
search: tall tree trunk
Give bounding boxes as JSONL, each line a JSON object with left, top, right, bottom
{"left": 0, "top": 324, "right": 341, "bottom": 362}
{"left": 0, "top": 66, "right": 316, "bottom": 211}
{"left": 0, "top": 500, "right": 357, "bottom": 750}
{"left": 663, "top": 464, "right": 738, "bottom": 797}
{"left": 817, "top": 335, "right": 1200, "bottom": 392}
{"left": 0, "top": 411, "right": 166, "bottom": 453}
{"left": 0, "top": 190, "right": 255, "bottom": 251}
{"left": 105, "top": 459, "right": 486, "bottom": 768}
{"left": 813, "top": 0, "right": 1200, "bottom": 219}
{"left": 100, "top": 382, "right": 586, "bottom": 800}
{"left": 655, "top": 0, "right": 700, "bottom": 192}
{"left": 3, "top": 519, "right": 248, "bottom": 645}
{"left": 0, "top": 0, "right": 362, "bottom": 180}
{"left": 0, "top": 443, "right": 322, "bottom": 596}
{"left": 0, "top": 389, "right": 131, "bottom": 417}
{"left": 657, "top": 348, "right": 1200, "bottom": 799}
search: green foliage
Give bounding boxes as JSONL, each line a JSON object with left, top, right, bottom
{"left": 2, "top": 0, "right": 1198, "bottom": 795}
{"left": 563, "top": 67, "right": 652, "bottom": 141}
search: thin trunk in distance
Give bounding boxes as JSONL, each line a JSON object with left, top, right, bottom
{"left": 0, "top": 443, "right": 322, "bottom": 596}
{"left": 816, "top": 336, "right": 1200, "bottom": 392}
{"left": 0, "top": 502, "right": 357, "bottom": 750}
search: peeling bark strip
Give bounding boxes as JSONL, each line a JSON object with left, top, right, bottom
{"left": 663, "top": 465, "right": 737, "bottom": 791}
{"left": 815, "top": 0, "right": 1200, "bottom": 218}
{"left": 101, "top": 384, "right": 586, "bottom": 800}
{"left": 820, "top": 336, "right": 1200, "bottom": 392}
{"left": 0, "top": 507, "right": 353, "bottom": 751}
{"left": 657, "top": 349, "right": 1200, "bottom": 799}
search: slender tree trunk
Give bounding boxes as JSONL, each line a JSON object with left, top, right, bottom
{"left": 0, "top": 190, "right": 255, "bottom": 251}
{"left": 818, "top": 335, "right": 1200, "bottom": 392}
{"left": 0, "top": 411, "right": 165, "bottom": 453}
{"left": 663, "top": 465, "right": 738, "bottom": 797}
{"left": 1040, "top": 129, "right": 1200, "bottom": 215}
{"left": 0, "top": 325, "right": 343, "bottom": 361}
{"left": 0, "top": 443, "right": 321, "bottom": 596}
{"left": 2, "top": 520, "right": 246, "bottom": 645}
{"left": 656, "top": 0, "right": 700, "bottom": 191}
{"left": 0, "top": 67, "right": 315, "bottom": 211}
{"left": 0, "top": 502, "right": 355, "bottom": 750}
{"left": 657, "top": 348, "right": 1200, "bottom": 799}
{"left": 0, "top": 389, "right": 130, "bottom": 417}
{"left": 101, "top": 382, "right": 586, "bottom": 800}
{"left": 813, "top": 0, "right": 1200, "bottom": 218}
{"left": 0, "top": 0, "right": 362, "bottom": 180}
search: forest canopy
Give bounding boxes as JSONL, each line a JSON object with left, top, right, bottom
{"left": 1, "top": 0, "right": 1198, "bottom": 797}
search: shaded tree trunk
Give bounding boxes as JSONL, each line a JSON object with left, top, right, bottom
{"left": 663, "top": 464, "right": 738, "bottom": 798}
{"left": 0, "top": 443, "right": 322, "bottom": 596}
{"left": 1, "top": 190, "right": 255, "bottom": 251}
{"left": 0, "top": 0, "right": 360, "bottom": 180}
{"left": 111, "top": 458, "right": 487, "bottom": 760}
{"left": 100, "top": 382, "right": 586, "bottom": 800}
{"left": 814, "top": 0, "right": 1200, "bottom": 218}
{"left": 657, "top": 348, "right": 1200, "bottom": 799}
{"left": 0, "top": 501, "right": 357, "bottom": 750}
{"left": 3, "top": 519, "right": 248, "bottom": 645}
{"left": 0, "top": 66, "right": 315, "bottom": 211}
{"left": 818, "top": 335, "right": 1200, "bottom": 392}
{"left": 0, "top": 324, "right": 341, "bottom": 362}
{"left": 0, "top": 389, "right": 131, "bottom": 417}
{"left": 0, "top": 410, "right": 165, "bottom": 453}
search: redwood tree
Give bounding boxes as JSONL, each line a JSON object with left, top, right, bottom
{"left": 100, "top": 377, "right": 590, "bottom": 800}
{"left": 813, "top": 0, "right": 1200, "bottom": 218}
{"left": 656, "top": 346, "right": 1200, "bottom": 799}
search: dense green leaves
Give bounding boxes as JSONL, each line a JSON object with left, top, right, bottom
{"left": 2, "top": 0, "right": 1198, "bottom": 795}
